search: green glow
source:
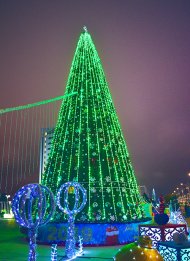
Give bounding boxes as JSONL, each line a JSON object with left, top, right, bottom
{"left": 42, "top": 29, "right": 144, "bottom": 222}
{"left": 0, "top": 92, "right": 77, "bottom": 114}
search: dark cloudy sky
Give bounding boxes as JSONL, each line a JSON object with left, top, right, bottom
{"left": 0, "top": 0, "right": 190, "bottom": 195}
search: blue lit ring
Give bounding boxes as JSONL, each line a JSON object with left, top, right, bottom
{"left": 57, "top": 182, "right": 87, "bottom": 215}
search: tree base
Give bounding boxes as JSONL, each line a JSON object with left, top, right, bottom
{"left": 37, "top": 220, "right": 150, "bottom": 246}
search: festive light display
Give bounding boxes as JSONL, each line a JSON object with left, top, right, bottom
{"left": 57, "top": 181, "right": 87, "bottom": 259}
{"left": 42, "top": 27, "right": 143, "bottom": 223}
{"left": 12, "top": 184, "right": 55, "bottom": 261}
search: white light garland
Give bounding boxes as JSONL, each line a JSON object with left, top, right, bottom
{"left": 51, "top": 244, "right": 57, "bottom": 261}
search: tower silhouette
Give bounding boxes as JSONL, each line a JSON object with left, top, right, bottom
{"left": 42, "top": 28, "right": 143, "bottom": 223}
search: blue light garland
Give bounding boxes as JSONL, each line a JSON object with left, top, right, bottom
{"left": 57, "top": 182, "right": 87, "bottom": 259}
{"left": 12, "top": 183, "right": 55, "bottom": 261}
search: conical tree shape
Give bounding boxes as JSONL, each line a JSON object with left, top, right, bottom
{"left": 42, "top": 28, "right": 144, "bottom": 223}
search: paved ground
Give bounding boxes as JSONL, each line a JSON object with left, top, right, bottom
{"left": 0, "top": 219, "right": 120, "bottom": 261}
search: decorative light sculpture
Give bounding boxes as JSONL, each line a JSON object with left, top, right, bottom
{"left": 57, "top": 182, "right": 87, "bottom": 259}
{"left": 51, "top": 244, "right": 57, "bottom": 261}
{"left": 12, "top": 183, "right": 55, "bottom": 261}
{"left": 169, "top": 209, "right": 187, "bottom": 226}
{"left": 78, "top": 236, "right": 83, "bottom": 255}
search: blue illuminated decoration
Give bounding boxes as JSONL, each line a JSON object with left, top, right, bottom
{"left": 51, "top": 244, "right": 57, "bottom": 261}
{"left": 78, "top": 236, "right": 83, "bottom": 254}
{"left": 12, "top": 184, "right": 55, "bottom": 261}
{"left": 57, "top": 182, "right": 87, "bottom": 259}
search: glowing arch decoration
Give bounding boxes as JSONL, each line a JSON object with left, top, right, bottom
{"left": 12, "top": 183, "right": 55, "bottom": 261}
{"left": 57, "top": 181, "right": 87, "bottom": 259}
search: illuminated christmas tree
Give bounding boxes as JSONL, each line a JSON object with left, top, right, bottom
{"left": 42, "top": 27, "right": 144, "bottom": 223}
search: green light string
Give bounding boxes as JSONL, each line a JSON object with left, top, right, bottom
{"left": 87, "top": 38, "right": 108, "bottom": 220}
{"left": 96, "top": 43, "right": 143, "bottom": 218}
{"left": 90, "top": 30, "right": 142, "bottom": 219}
{"left": 60, "top": 42, "right": 81, "bottom": 186}
{"left": 89, "top": 35, "right": 112, "bottom": 219}
{"left": 46, "top": 41, "right": 82, "bottom": 189}
{"left": 66, "top": 44, "right": 80, "bottom": 183}
{"left": 97, "top": 60, "right": 142, "bottom": 218}
{"left": 93, "top": 49, "right": 127, "bottom": 218}
{"left": 76, "top": 35, "right": 86, "bottom": 186}
{"left": 93, "top": 33, "right": 123, "bottom": 220}
{"left": 85, "top": 37, "right": 92, "bottom": 219}
{"left": 91, "top": 46, "right": 124, "bottom": 221}
{"left": 0, "top": 93, "right": 77, "bottom": 115}
{"left": 95, "top": 61, "right": 125, "bottom": 213}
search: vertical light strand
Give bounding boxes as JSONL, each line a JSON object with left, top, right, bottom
{"left": 28, "top": 107, "right": 35, "bottom": 177}
{"left": 86, "top": 37, "right": 106, "bottom": 220}
{"left": 66, "top": 36, "right": 83, "bottom": 183}
{"left": 84, "top": 34, "right": 92, "bottom": 219}
{"left": 76, "top": 34, "right": 85, "bottom": 183}
{"left": 5, "top": 111, "right": 13, "bottom": 191}
{"left": 5, "top": 112, "right": 13, "bottom": 191}
{"left": 16, "top": 110, "right": 23, "bottom": 185}
{"left": 23, "top": 109, "right": 30, "bottom": 180}
{"left": 0, "top": 113, "right": 8, "bottom": 190}
{"left": 96, "top": 45, "right": 143, "bottom": 218}
{"left": 19, "top": 110, "right": 27, "bottom": 181}
{"left": 35, "top": 103, "right": 42, "bottom": 173}
{"left": 90, "top": 63, "right": 119, "bottom": 219}
{"left": 87, "top": 35, "right": 107, "bottom": 221}
{"left": 89, "top": 42, "right": 115, "bottom": 220}
{"left": 10, "top": 110, "right": 19, "bottom": 191}
{"left": 43, "top": 34, "right": 82, "bottom": 191}
{"left": 32, "top": 105, "right": 38, "bottom": 174}
{"left": 98, "top": 53, "right": 133, "bottom": 216}
{"left": 94, "top": 50, "right": 126, "bottom": 219}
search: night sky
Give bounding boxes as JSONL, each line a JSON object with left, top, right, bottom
{"left": 1, "top": 0, "right": 190, "bottom": 196}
